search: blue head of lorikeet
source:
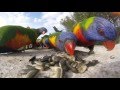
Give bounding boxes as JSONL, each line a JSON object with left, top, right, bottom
{"left": 49, "top": 32, "right": 77, "bottom": 55}
{"left": 57, "top": 32, "right": 77, "bottom": 55}
{"left": 39, "top": 35, "right": 52, "bottom": 48}
{"left": 73, "top": 17, "right": 117, "bottom": 51}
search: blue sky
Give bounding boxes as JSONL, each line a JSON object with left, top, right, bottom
{"left": 0, "top": 12, "right": 73, "bottom": 38}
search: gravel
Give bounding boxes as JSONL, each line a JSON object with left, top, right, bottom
{"left": 0, "top": 44, "right": 120, "bottom": 78}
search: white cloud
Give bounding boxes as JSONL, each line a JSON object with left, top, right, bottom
{"left": 34, "top": 18, "right": 38, "bottom": 23}
{"left": 33, "top": 12, "right": 73, "bottom": 34}
{"left": 0, "top": 16, "right": 6, "bottom": 26}
{"left": 0, "top": 12, "right": 31, "bottom": 27}
{"left": 0, "top": 12, "right": 73, "bottom": 39}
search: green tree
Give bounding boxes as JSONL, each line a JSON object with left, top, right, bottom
{"left": 60, "top": 16, "right": 76, "bottom": 31}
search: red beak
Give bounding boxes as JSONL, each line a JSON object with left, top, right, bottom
{"left": 102, "top": 40, "right": 115, "bottom": 51}
{"left": 64, "top": 40, "right": 76, "bottom": 56}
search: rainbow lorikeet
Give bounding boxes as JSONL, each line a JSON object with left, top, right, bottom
{"left": 0, "top": 25, "right": 47, "bottom": 53}
{"left": 72, "top": 17, "right": 117, "bottom": 54}
{"left": 39, "top": 35, "right": 52, "bottom": 48}
{"left": 48, "top": 32, "right": 77, "bottom": 55}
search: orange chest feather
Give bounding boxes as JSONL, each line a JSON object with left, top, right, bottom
{"left": 5, "top": 31, "right": 32, "bottom": 49}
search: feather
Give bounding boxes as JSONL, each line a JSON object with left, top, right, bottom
{"left": 0, "top": 25, "right": 40, "bottom": 51}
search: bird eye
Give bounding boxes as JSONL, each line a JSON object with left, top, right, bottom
{"left": 98, "top": 29, "right": 105, "bottom": 36}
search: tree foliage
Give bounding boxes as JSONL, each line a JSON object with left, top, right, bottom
{"left": 60, "top": 16, "right": 76, "bottom": 31}
{"left": 60, "top": 12, "right": 120, "bottom": 32}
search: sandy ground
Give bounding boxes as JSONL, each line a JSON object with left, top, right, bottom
{"left": 0, "top": 44, "right": 120, "bottom": 78}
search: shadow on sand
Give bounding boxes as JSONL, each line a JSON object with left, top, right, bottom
{"left": 0, "top": 49, "right": 92, "bottom": 59}
{"left": 0, "top": 48, "right": 55, "bottom": 57}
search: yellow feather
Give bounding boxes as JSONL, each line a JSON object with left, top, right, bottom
{"left": 84, "top": 17, "right": 94, "bottom": 30}
{"left": 49, "top": 36, "right": 56, "bottom": 47}
{"left": 73, "top": 23, "right": 80, "bottom": 34}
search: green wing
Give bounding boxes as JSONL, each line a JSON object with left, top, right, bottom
{"left": 0, "top": 25, "right": 39, "bottom": 46}
{"left": 81, "top": 17, "right": 95, "bottom": 30}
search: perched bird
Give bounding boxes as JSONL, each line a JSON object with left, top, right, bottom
{"left": 39, "top": 35, "right": 52, "bottom": 48}
{"left": 72, "top": 17, "right": 117, "bottom": 54}
{"left": 0, "top": 25, "right": 47, "bottom": 53}
{"left": 48, "top": 32, "right": 77, "bottom": 56}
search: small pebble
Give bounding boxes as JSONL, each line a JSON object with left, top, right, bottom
{"left": 110, "top": 56, "right": 115, "bottom": 59}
